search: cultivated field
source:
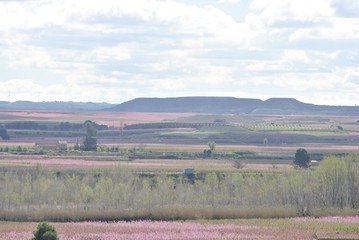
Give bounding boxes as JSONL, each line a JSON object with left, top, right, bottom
{"left": 1, "top": 217, "right": 359, "bottom": 240}
{"left": 1, "top": 110, "right": 359, "bottom": 239}
{"left": 0, "top": 153, "right": 293, "bottom": 172}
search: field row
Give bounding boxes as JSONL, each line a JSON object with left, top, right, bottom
{"left": 0, "top": 157, "right": 293, "bottom": 172}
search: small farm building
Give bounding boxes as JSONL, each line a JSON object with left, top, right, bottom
{"left": 34, "top": 141, "right": 68, "bottom": 152}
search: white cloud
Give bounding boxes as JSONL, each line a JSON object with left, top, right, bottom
{"left": 0, "top": 0, "right": 358, "bottom": 105}
{"left": 250, "top": 0, "right": 334, "bottom": 21}
{"left": 331, "top": 0, "right": 359, "bottom": 18}
{"left": 289, "top": 19, "right": 359, "bottom": 42}
{"left": 245, "top": 61, "right": 283, "bottom": 71}
{"left": 218, "top": 0, "right": 241, "bottom": 3}
{"left": 2, "top": 45, "right": 54, "bottom": 69}
{"left": 0, "top": 79, "right": 42, "bottom": 101}
{"left": 85, "top": 46, "right": 132, "bottom": 62}
{"left": 283, "top": 50, "right": 315, "bottom": 64}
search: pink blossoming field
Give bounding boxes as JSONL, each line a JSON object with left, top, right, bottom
{"left": 0, "top": 221, "right": 289, "bottom": 240}
{"left": 1, "top": 217, "right": 358, "bottom": 240}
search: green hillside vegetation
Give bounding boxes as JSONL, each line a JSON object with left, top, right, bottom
{"left": 0, "top": 155, "right": 358, "bottom": 221}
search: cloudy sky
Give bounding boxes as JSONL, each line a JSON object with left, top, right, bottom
{"left": 0, "top": 0, "right": 358, "bottom": 105}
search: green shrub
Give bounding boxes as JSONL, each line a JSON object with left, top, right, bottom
{"left": 32, "top": 222, "right": 59, "bottom": 240}
{"left": 41, "top": 231, "right": 58, "bottom": 240}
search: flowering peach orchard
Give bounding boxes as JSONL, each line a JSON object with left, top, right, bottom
{"left": 0, "top": 220, "right": 313, "bottom": 240}
{"left": 1, "top": 217, "right": 359, "bottom": 240}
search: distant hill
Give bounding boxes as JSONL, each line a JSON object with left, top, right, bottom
{"left": 109, "top": 97, "right": 359, "bottom": 116}
{"left": 0, "top": 101, "right": 115, "bottom": 111}
{"left": 109, "top": 97, "right": 262, "bottom": 114}
{"left": 2, "top": 97, "right": 359, "bottom": 115}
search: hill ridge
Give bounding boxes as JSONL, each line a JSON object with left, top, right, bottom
{"left": 2, "top": 97, "right": 359, "bottom": 116}
{"left": 109, "top": 97, "right": 359, "bottom": 116}
{"left": 0, "top": 101, "right": 115, "bottom": 111}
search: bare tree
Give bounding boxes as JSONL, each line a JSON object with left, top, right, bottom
{"left": 232, "top": 160, "right": 245, "bottom": 169}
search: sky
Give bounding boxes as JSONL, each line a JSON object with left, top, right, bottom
{"left": 0, "top": 0, "right": 358, "bottom": 105}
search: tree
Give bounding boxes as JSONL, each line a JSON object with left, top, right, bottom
{"left": 315, "top": 155, "right": 359, "bottom": 208}
{"left": 294, "top": 148, "right": 310, "bottom": 168}
{"left": 0, "top": 127, "right": 10, "bottom": 140}
{"left": 207, "top": 141, "right": 216, "bottom": 151}
{"left": 32, "top": 222, "right": 59, "bottom": 240}
{"left": 83, "top": 120, "right": 97, "bottom": 151}
{"left": 232, "top": 160, "right": 245, "bottom": 169}
{"left": 73, "top": 139, "right": 81, "bottom": 151}
{"left": 16, "top": 145, "right": 22, "bottom": 152}
{"left": 203, "top": 149, "right": 212, "bottom": 158}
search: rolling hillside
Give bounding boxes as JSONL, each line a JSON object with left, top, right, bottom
{"left": 108, "top": 97, "right": 262, "bottom": 114}
{"left": 0, "top": 101, "right": 115, "bottom": 111}
{"left": 109, "top": 97, "right": 359, "bottom": 115}
{"left": 2, "top": 97, "right": 359, "bottom": 115}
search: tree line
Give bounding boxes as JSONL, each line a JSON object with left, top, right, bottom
{"left": 0, "top": 120, "right": 104, "bottom": 144}
{"left": 0, "top": 155, "right": 358, "bottom": 221}
{"left": 2, "top": 121, "right": 108, "bottom": 131}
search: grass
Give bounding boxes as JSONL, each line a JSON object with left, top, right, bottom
{"left": 201, "top": 217, "right": 359, "bottom": 236}
{"left": 0, "top": 207, "right": 298, "bottom": 222}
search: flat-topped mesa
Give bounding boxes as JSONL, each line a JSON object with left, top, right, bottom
{"left": 108, "top": 97, "right": 359, "bottom": 116}
{"left": 1, "top": 97, "right": 359, "bottom": 115}
{"left": 109, "top": 97, "right": 262, "bottom": 114}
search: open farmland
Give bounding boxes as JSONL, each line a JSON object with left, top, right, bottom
{"left": 0, "top": 154, "right": 293, "bottom": 172}
{"left": 1, "top": 110, "right": 359, "bottom": 239}
{"left": 3, "top": 0, "right": 359, "bottom": 238}
{"left": 2, "top": 110, "right": 359, "bottom": 157}
{"left": 0, "top": 111, "right": 197, "bottom": 126}
{"left": 1, "top": 110, "right": 359, "bottom": 181}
